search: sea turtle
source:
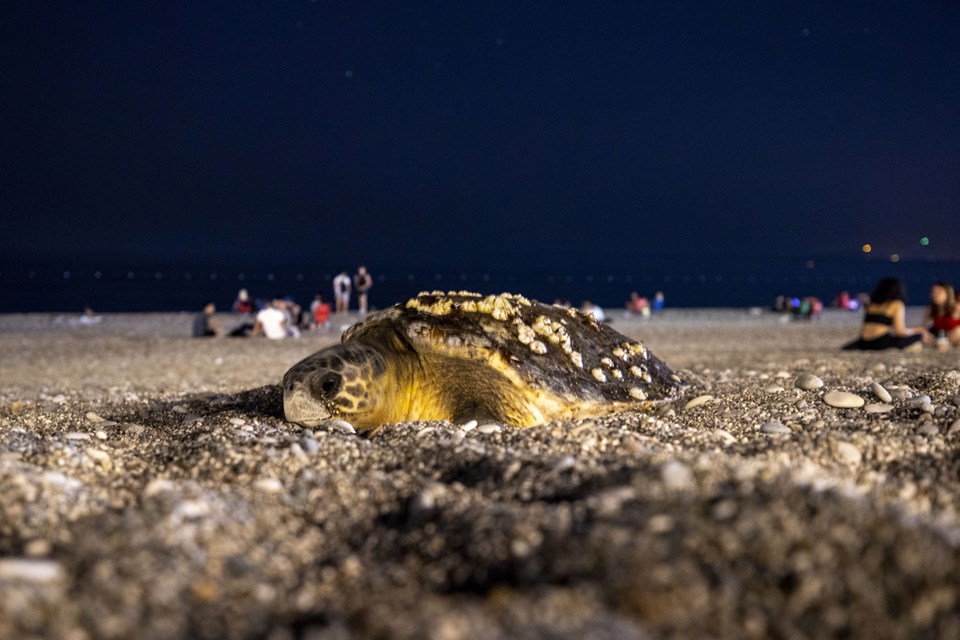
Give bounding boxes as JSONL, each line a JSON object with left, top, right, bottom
{"left": 282, "top": 291, "right": 683, "bottom": 430}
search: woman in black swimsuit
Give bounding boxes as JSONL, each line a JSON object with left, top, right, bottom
{"left": 843, "top": 278, "right": 924, "bottom": 351}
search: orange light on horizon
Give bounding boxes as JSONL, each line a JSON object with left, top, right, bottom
{"left": 862, "top": 244, "right": 872, "bottom": 253}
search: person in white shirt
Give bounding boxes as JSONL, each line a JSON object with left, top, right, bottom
{"left": 333, "top": 271, "right": 352, "bottom": 313}
{"left": 253, "top": 299, "right": 288, "bottom": 340}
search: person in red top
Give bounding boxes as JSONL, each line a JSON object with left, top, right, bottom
{"left": 311, "top": 293, "right": 331, "bottom": 333}
{"left": 924, "top": 282, "right": 960, "bottom": 348}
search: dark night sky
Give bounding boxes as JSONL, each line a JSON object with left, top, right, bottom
{"left": 2, "top": 1, "right": 959, "bottom": 271}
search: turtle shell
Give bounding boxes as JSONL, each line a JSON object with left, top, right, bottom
{"left": 343, "top": 291, "right": 683, "bottom": 409}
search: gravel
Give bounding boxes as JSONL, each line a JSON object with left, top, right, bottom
{"left": 2, "top": 309, "right": 960, "bottom": 639}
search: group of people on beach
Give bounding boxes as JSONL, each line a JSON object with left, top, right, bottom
{"left": 844, "top": 278, "right": 960, "bottom": 351}
{"left": 192, "top": 266, "right": 374, "bottom": 339}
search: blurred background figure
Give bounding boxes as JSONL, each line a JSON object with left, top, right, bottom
{"left": 232, "top": 289, "right": 254, "bottom": 316}
{"left": 192, "top": 302, "right": 222, "bottom": 337}
{"left": 333, "top": 271, "right": 351, "bottom": 314}
{"left": 625, "top": 291, "right": 650, "bottom": 318}
{"left": 253, "top": 298, "right": 288, "bottom": 340}
{"left": 581, "top": 300, "right": 606, "bottom": 322}
{"left": 311, "top": 293, "right": 331, "bottom": 333}
{"left": 354, "top": 265, "right": 373, "bottom": 315}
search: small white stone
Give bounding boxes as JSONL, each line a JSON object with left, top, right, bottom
{"left": 591, "top": 368, "right": 607, "bottom": 383}
{"left": 794, "top": 374, "right": 824, "bottom": 390}
{"left": 823, "top": 391, "right": 864, "bottom": 409}
{"left": 85, "top": 411, "right": 104, "bottom": 423}
{"left": 460, "top": 420, "right": 478, "bottom": 432}
{"left": 834, "top": 441, "right": 862, "bottom": 466}
{"left": 764, "top": 385, "right": 785, "bottom": 394}
{"left": 864, "top": 403, "right": 894, "bottom": 414}
{"left": 683, "top": 395, "right": 714, "bottom": 411}
{"left": 870, "top": 382, "right": 892, "bottom": 404}
{"left": 0, "top": 559, "right": 63, "bottom": 583}
{"left": 95, "top": 430, "right": 107, "bottom": 440}
{"left": 64, "top": 432, "right": 90, "bottom": 441}
{"left": 324, "top": 419, "right": 356, "bottom": 434}
{"left": 85, "top": 448, "right": 112, "bottom": 471}
{"left": 760, "top": 422, "right": 791, "bottom": 435}
{"left": 253, "top": 478, "right": 284, "bottom": 493}
{"left": 477, "top": 423, "right": 501, "bottom": 434}
{"left": 143, "top": 479, "right": 177, "bottom": 498}
{"left": 228, "top": 417, "right": 245, "bottom": 426}
{"left": 661, "top": 460, "right": 694, "bottom": 491}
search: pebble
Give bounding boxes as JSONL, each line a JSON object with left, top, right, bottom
{"left": 416, "top": 426, "right": 438, "bottom": 438}
{"left": 64, "top": 432, "right": 91, "bottom": 441}
{"left": 253, "top": 478, "right": 284, "bottom": 493}
{"left": 228, "top": 417, "right": 246, "bottom": 426}
{"left": 323, "top": 420, "right": 356, "bottom": 435}
{"left": 918, "top": 423, "right": 939, "bottom": 437}
{"left": 647, "top": 514, "right": 675, "bottom": 533}
{"left": 460, "top": 420, "right": 478, "bottom": 432}
{"left": 948, "top": 419, "right": 960, "bottom": 435}
{"left": 85, "top": 411, "right": 104, "bottom": 423}
{"left": 834, "top": 441, "right": 862, "bottom": 466}
{"left": 823, "top": 391, "right": 865, "bottom": 409}
{"left": 661, "top": 460, "right": 694, "bottom": 491}
{"left": 299, "top": 437, "right": 319, "bottom": 456}
{"left": 760, "top": 422, "right": 791, "bottom": 435}
{"left": 683, "top": 395, "right": 714, "bottom": 411}
{"left": 795, "top": 399, "right": 808, "bottom": 410}
{"left": 95, "top": 430, "right": 107, "bottom": 440}
{"left": 85, "top": 448, "right": 113, "bottom": 471}
{"left": 764, "top": 385, "right": 785, "bottom": 394}
{"left": 477, "top": 423, "right": 502, "bottom": 434}
{"left": 171, "top": 405, "right": 188, "bottom": 414}
{"left": 864, "top": 403, "right": 894, "bottom": 414}
{"left": 889, "top": 388, "right": 914, "bottom": 400}
{"left": 870, "top": 382, "right": 892, "bottom": 404}
{"left": 794, "top": 374, "right": 823, "bottom": 390}
{"left": 920, "top": 402, "right": 935, "bottom": 414}
{"left": 0, "top": 558, "right": 63, "bottom": 583}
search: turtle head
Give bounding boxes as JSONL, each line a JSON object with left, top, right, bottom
{"left": 282, "top": 343, "right": 390, "bottom": 429}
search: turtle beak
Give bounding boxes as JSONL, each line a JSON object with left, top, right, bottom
{"left": 282, "top": 380, "right": 332, "bottom": 428}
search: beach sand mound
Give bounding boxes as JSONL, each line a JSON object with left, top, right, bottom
{"left": 1, "top": 311, "right": 959, "bottom": 639}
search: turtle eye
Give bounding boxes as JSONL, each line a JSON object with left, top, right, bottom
{"left": 317, "top": 372, "right": 342, "bottom": 398}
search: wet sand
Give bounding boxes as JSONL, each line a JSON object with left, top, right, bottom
{"left": 2, "top": 308, "right": 960, "bottom": 639}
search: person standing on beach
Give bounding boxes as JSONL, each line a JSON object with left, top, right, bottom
{"left": 842, "top": 278, "right": 924, "bottom": 351}
{"left": 333, "top": 272, "right": 351, "bottom": 314}
{"left": 354, "top": 265, "right": 373, "bottom": 315}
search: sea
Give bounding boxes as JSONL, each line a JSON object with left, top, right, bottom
{"left": 1, "top": 255, "right": 958, "bottom": 314}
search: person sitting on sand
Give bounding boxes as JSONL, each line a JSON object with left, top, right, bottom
{"left": 625, "top": 292, "right": 650, "bottom": 317}
{"left": 924, "top": 282, "right": 960, "bottom": 349}
{"left": 581, "top": 300, "right": 606, "bottom": 322}
{"left": 842, "top": 278, "right": 924, "bottom": 351}
{"left": 192, "top": 302, "right": 222, "bottom": 338}
{"left": 252, "top": 298, "right": 288, "bottom": 340}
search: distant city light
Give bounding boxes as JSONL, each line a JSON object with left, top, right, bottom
{"left": 862, "top": 244, "right": 872, "bottom": 253}
{"left": 806, "top": 260, "right": 815, "bottom": 269}
{"left": 920, "top": 236, "right": 930, "bottom": 246}
{"left": 890, "top": 254, "right": 900, "bottom": 263}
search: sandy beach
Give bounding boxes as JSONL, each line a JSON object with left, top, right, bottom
{"left": 2, "top": 307, "right": 960, "bottom": 639}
